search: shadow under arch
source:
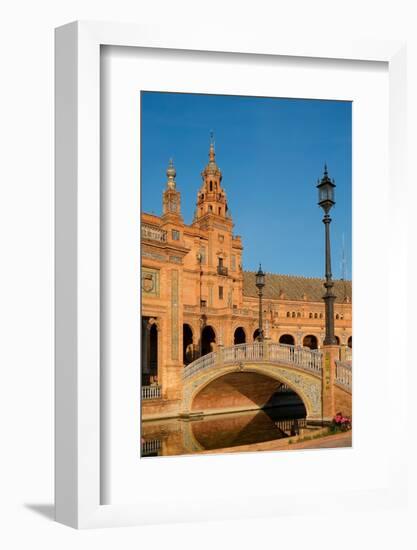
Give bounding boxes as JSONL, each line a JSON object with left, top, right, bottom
{"left": 187, "top": 365, "right": 317, "bottom": 420}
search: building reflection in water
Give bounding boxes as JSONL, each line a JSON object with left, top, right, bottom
{"left": 141, "top": 403, "right": 316, "bottom": 457}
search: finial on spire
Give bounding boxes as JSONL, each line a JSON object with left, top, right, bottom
{"left": 324, "top": 163, "right": 328, "bottom": 177}
{"left": 166, "top": 157, "right": 176, "bottom": 189}
{"left": 209, "top": 131, "right": 215, "bottom": 161}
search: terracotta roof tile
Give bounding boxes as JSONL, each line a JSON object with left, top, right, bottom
{"left": 243, "top": 271, "right": 351, "bottom": 303}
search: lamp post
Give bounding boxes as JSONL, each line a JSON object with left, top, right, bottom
{"left": 255, "top": 264, "right": 265, "bottom": 341}
{"left": 317, "top": 165, "right": 338, "bottom": 346}
{"left": 197, "top": 251, "right": 204, "bottom": 358}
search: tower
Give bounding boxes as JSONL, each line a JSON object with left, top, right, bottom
{"left": 194, "top": 135, "right": 230, "bottom": 221}
{"left": 162, "top": 158, "right": 182, "bottom": 221}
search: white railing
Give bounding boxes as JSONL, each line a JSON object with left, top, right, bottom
{"left": 345, "top": 347, "right": 352, "bottom": 361}
{"left": 141, "top": 223, "right": 167, "bottom": 243}
{"left": 142, "top": 439, "right": 161, "bottom": 456}
{"left": 335, "top": 361, "right": 352, "bottom": 391}
{"left": 142, "top": 385, "right": 162, "bottom": 400}
{"left": 183, "top": 342, "right": 323, "bottom": 380}
{"left": 274, "top": 418, "right": 307, "bottom": 432}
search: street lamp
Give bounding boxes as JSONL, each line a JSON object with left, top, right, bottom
{"left": 317, "top": 164, "right": 338, "bottom": 346}
{"left": 255, "top": 264, "right": 265, "bottom": 341}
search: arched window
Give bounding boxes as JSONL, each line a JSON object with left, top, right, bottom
{"left": 286, "top": 312, "right": 290, "bottom": 318}
{"left": 279, "top": 334, "right": 295, "bottom": 345}
{"left": 209, "top": 205, "right": 213, "bottom": 212}
{"left": 303, "top": 334, "right": 318, "bottom": 350}
{"left": 234, "top": 327, "right": 246, "bottom": 345}
{"left": 291, "top": 312, "right": 296, "bottom": 318}
{"left": 218, "top": 207, "right": 221, "bottom": 215}
{"left": 183, "top": 324, "right": 194, "bottom": 365}
{"left": 297, "top": 312, "right": 301, "bottom": 318}
{"left": 348, "top": 336, "right": 352, "bottom": 348}
{"left": 201, "top": 326, "right": 216, "bottom": 356}
{"left": 336, "top": 314, "right": 339, "bottom": 320}
{"left": 319, "top": 313, "right": 323, "bottom": 319}
{"left": 314, "top": 313, "right": 318, "bottom": 319}
{"left": 253, "top": 328, "right": 262, "bottom": 341}
{"left": 210, "top": 181, "right": 213, "bottom": 191}
{"left": 309, "top": 313, "right": 313, "bottom": 319}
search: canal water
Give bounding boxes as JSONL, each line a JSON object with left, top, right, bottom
{"left": 141, "top": 405, "right": 321, "bottom": 457}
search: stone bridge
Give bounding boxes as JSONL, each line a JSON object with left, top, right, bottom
{"left": 181, "top": 342, "right": 352, "bottom": 421}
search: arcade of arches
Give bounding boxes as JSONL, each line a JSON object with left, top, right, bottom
{"left": 141, "top": 143, "right": 352, "bottom": 412}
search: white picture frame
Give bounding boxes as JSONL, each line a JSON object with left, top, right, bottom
{"left": 55, "top": 21, "right": 408, "bottom": 529}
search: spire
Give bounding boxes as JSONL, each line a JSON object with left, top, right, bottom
{"left": 209, "top": 130, "right": 215, "bottom": 162}
{"left": 166, "top": 158, "right": 176, "bottom": 189}
{"left": 203, "top": 131, "right": 221, "bottom": 176}
{"left": 162, "top": 157, "right": 182, "bottom": 219}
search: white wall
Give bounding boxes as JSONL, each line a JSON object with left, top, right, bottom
{"left": 0, "top": 1, "right": 416, "bottom": 548}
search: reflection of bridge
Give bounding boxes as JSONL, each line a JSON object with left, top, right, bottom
{"left": 181, "top": 342, "right": 351, "bottom": 422}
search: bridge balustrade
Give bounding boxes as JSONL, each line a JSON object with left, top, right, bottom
{"left": 183, "top": 342, "right": 323, "bottom": 380}
{"left": 335, "top": 361, "right": 352, "bottom": 391}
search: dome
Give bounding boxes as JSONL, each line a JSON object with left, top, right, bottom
{"left": 166, "top": 158, "right": 176, "bottom": 179}
{"left": 166, "top": 158, "right": 176, "bottom": 189}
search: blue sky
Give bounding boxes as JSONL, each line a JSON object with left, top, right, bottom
{"left": 141, "top": 92, "right": 351, "bottom": 279}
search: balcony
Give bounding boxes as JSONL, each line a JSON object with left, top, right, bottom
{"left": 141, "top": 223, "right": 167, "bottom": 243}
{"left": 142, "top": 385, "right": 162, "bottom": 400}
{"left": 217, "top": 265, "right": 228, "bottom": 276}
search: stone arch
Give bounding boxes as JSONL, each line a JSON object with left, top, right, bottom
{"left": 149, "top": 323, "right": 158, "bottom": 384}
{"left": 142, "top": 317, "right": 160, "bottom": 386}
{"left": 183, "top": 323, "right": 194, "bottom": 365}
{"left": 233, "top": 326, "right": 246, "bottom": 345}
{"left": 201, "top": 325, "right": 216, "bottom": 356}
{"left": 347, "top": 336, "right": 352, "bottom": 348}
{"left": 303, "top": 334, "right": 318, "bottom": 350}
{"left": 334, "top": 335, "right": 340, "bottom": 345}
{"left": 253, "top": 328, "right": 261, "bottom": 341}
{"left": 279, "top": 334, "right": 295, "bottom": 345}
{"left": 183, "top": 363, "right": 321, "bottom": 421}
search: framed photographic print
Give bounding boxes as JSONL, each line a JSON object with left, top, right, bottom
{"left": 55, "top": 21, "right": 408, "bottom": 528}
{"left": 139, "top": 91, "right": 352, "bottom": 458}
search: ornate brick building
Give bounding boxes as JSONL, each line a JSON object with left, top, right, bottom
{"left": 141, "top": 141, "right": 352, "bottom": 408}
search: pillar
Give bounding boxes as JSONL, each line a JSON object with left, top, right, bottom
{"left": 322, "top": 344, "right": 339, "bottom": 421}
